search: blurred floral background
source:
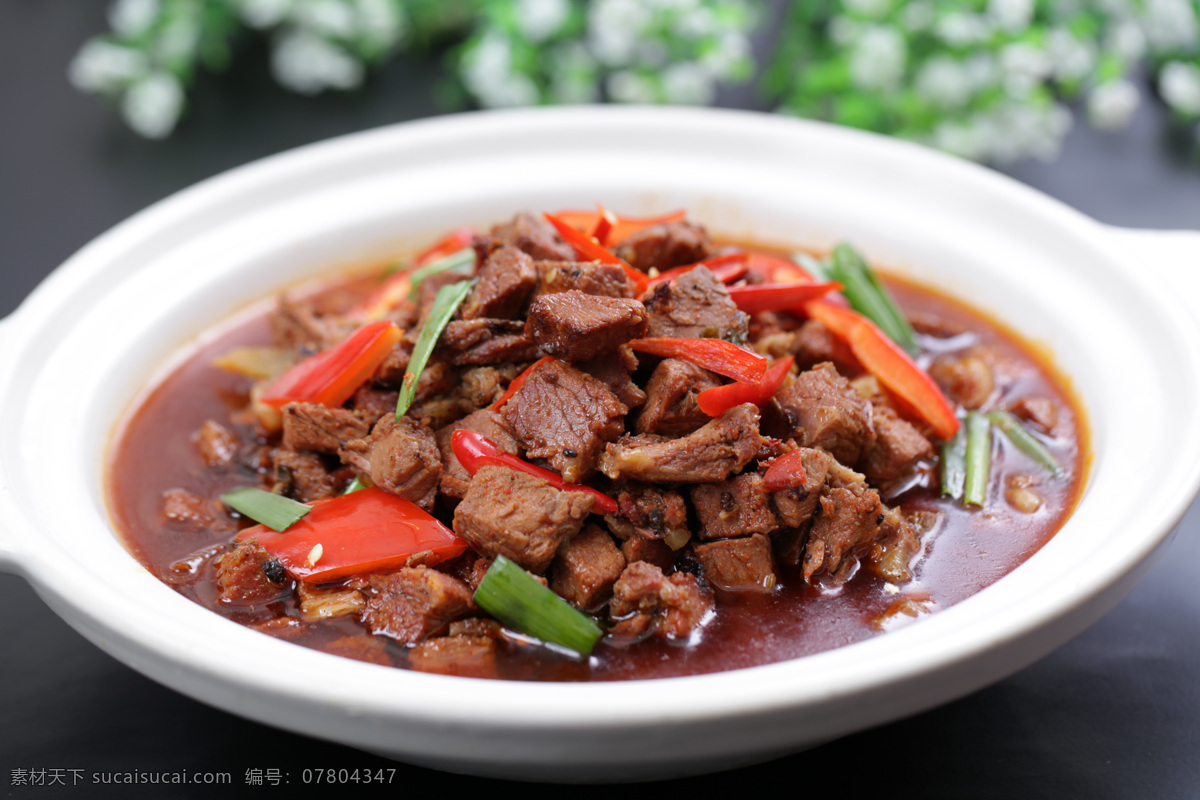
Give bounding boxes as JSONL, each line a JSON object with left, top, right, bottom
{"left": 70, "top": 0, "right": 1200, "bottom": 164}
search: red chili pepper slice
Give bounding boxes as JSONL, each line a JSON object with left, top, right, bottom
{"left": 543, "top": 211, "right": 650, "bottom": 295}
{"left": 352, "top": 227, "right": 476, "bottom": 321}
{"left": 762, "top": 449, "right": 809, "bottom": 492}
{"left": 489, "top": 356, "right": 555, "bottom": 411}
{"left": 646, "top": 252, "right": 750, "bottom": 288}
{"left": 726, "top": 281, "right": 842, "bottom": 313}
{"left": 451, "top": 430, "right": 618, "bottom": 515}
{"left": 551, "top": 208, "right": 686, "bottom": 246}
{"left": 590, "top": 205, "right": 619, "bottom": 246}
{"left": 239, "top": 487, "right": 468, "bottom": 583}
{"left": 805, "top": 301, "right": 960, "bottom": 440}
{"left": 260, "top": 320, "right": 401, "bottom": 409}
{"left": 696, "top": 355, "right": 794, "bottom": 417}
{"left": 626, "top": 337, "right": 769, "bottom": 383}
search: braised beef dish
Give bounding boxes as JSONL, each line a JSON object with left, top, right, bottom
{"left": 107, "top": 209, "right": 1086, "bottom": 681}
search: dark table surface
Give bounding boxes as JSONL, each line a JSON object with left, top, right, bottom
{"left": 4, "top": 6, "right": 1200, "bottom": 798}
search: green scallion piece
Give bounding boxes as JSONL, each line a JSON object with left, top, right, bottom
{"left": 987, "top": 410, "right": 1065, "bottom": 478}
{"left": 963, "top": 410, "right": 992, "bottom": 507}
{"left": 342, "top": 475, "right": 368, "bottom": 494}
{"left": 395, "top": 278, "right": 475, "bottom": 419}
{"left": 791, "top": 251, "right": 830, "bottom": 280}
{"left": 220, "top": 487, "right": 310, "bottom": 532}
{"left": 940, "top": 423, "right": 967, "bottom": 500}
{"left": 474, "top": 555, "right": 605, "bottom": 657}
{"left": 406, "top": 247, "right": 475, "bottom": 301}
{"left": 827, "top": 243, "right": 920, "bottom": 356}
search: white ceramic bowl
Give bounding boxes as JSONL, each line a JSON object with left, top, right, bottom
{"left": 2, "top": 107, "right": 1199, "bottom": 782}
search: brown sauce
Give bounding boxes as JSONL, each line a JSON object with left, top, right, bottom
{"left": 106, "top": 254, "right": 1086, "bottom": 682}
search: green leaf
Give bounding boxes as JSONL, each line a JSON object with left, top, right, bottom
{"left": 220, "top": 487, "right": 310, "bottom": 532}
{"left": 395, "top": 278, "right": 474, "bottom": 418}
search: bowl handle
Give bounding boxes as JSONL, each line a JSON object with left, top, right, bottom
{"left": 0, "top": 313, "right": 26, "bottom": 575}
{"left": 1102, "top": 225, "right": 1200, "bottom": 320}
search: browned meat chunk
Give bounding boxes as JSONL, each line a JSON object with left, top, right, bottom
{"left": 526, "top": 290, "right": 648, "bottom": 363}
{"left": 460, "top": 246, "right": 537, "bottom": 320}
{"left": 774, "top": 362, "right": 876, "bottom": 467}
{"left": 195, "top": 420, "right": 239, "bottom": 466}
{"left": 550, "top": 524, "right": 627, "bottom": 611}
{"left": 1008, "top": 396, "right": 1059, "bottom": 434}
{"left": 769, "top": 447, "right": 834, "bottom": 528}
{"left": 619, "top": 535, "right": 676, "bottom": 571}
{"left": 615, "top": 221, "right": 715, "bottom": 272}
{"left": 535, "top": 260, "right": 635, "bottom": 299}
{"left": 860, "top": 405, "right": 934, "bottom": 486}
{"left": 214, "top": 538, "right": 291, "bottom": 606}
{"left": 691, "top": 471, "right": 779, "bottom": 540}
{"left": 636, "top": 358, "right": 721, "bottom": 436}
{"left": 501, "top": 358, "right": 627, "bottom": 483}
{"left": 608, "top": 561, "right": 713, "bottom": 641}
{"left": 643, "top": 265, "right": 749, "bottom": 343}
{"left": 693, "top": 534, "right": 778, "bottom": 592}
{"left": 788, "top": 319, "right": 860, "bottom": 374}
{"left": 485, "top": 211, "right": 575, "bottom": 261}
{"left": 162, "top": 488, "right": 220, "bottom": 530}
{"left": 409, "top": 632, "right": 499, "bottom": 679}
{"left": 581, "top": 348, "right": 646, "bottom": 410}
{"left": 599, "top": 403, "right": 762, "bottom": 484}
{"left": 357, "top": 566, "right": 475, "bottom": 644}
{"left": 804, "top": 483, "right": 884, "bottom": 583}
{"left": 349, "top": 385, "right": 400, "bottom": 419}
{"left": 929, "top": 351, "right": 994, "bottom": 410}
{"left": 270, "top": 294, "right": 345, "bottom": 356}
{"left": 435, "top": 409, "right": 520, "bottom": 499}
{"left": 320, "top": 635, "right": 393, "bottom": 666}
{"left": 281, "top": 402, "right": 371, "bottom": 454}
{"left": 453, "top": 465, "right": 595, "bottom": 573}
{"left": 607, "top": 484, "right": 690, "bottom": 542}
{"left": 339, "top": 415, "right": 442, "bottom": 510}
{"left": 274, "top": 449, "right": 340, "bottom": 502}
{"left": 438, "top": 318, "right": 540, "bottom": 366}
{"left": 869, "top": 507, "right": 939, "bottom": 583}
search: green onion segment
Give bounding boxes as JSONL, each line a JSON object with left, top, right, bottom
{"left": 406, "top": 248, "right": 475, "bottom": 301}
{"left": 987, "top": 410, "right": 1065, "bottom": 478}
{"left": 395, "top": 279, "right": 475, "bottom": 419}
{"left": 963, "top": 410, "right": 991, "bottom": 507}
{"left": 791, "top": 251, "right": 830, "bottom": 280}
{"left": 827, "top": 243, "right": 919, "bottom": 356}
{"left": 474, "top": 556, "right": 605, "bottom": 657}
{"left": 220, "top": 487, "right": 310, "bottom": 532}
{"left": 342, "top": 475, "right": 368, "bottom": 495}
{"left": 940, "top": 422, "right": 967, "bottom": 500}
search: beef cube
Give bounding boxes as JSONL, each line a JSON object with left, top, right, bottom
{"left": 526, "top": 290, "right": 648, "bottom": 363}
{"left": 358, "top": 566, "right": 475, "bottom": 644}
{"left": 619, "top": 535, "right": 676, "bottom": 572}
{"left": 535, "top": 260, "right": 636, "bottom": 299}
{"left": 270, "top": 294, "right": 346, "bottom": 356}
{"left": 456, "top": 365, "right": 515, "bottom": 410}
{"left": 1008, "top": 396, "right": 1059, "bottom": 435}
{"left": 486, "top": 211, "right": 576, "bottom": 261}
{"left": 460, "top": 246, "right": 537, "bottom": 320}
{"left": 339, "top": 415, "right": 442, "bottom": 510}
{"left": 693, "top": 534, "right": 778, "bottom": 592}
{"left": 636, "top": 358, "right": 722, "bottom": 436}
{"left": 501, "top": 358, "right": 627, "bottom": 483}
{"left": 599, "top": 403, "right": 762, "bottom": 484}
{"left": 438, "top": 318, "right": 540, "bottom": 366}
{"left": 690, "top": 471, "right": 779, "bottom": 540}
{"left": 409, "top": 633, "right": 499, "bottom": 679}
{"left": 453, "top": 465, "right": 595, "bottom": 573}
{"left": 643, "top": 265, "right": 749, "bottom": 343}
{"left": 869, "top": 507, "right": 939, "bottom": 583}
{"left": 349, "top": 385, "right": 400, "bottom": 419}
{"left": 281, "top": 402, "right": 371, "bottom": 454}
{"left": 608, "top": 561, "right": 713, "bottom": 641}
{"left": 274, "top": 449, "right": 340, "bottom": 502}
{"left": 860, "top": 405, "right": 934, "bottom": 486}
{"left": 435, "top": 409, "right": 520, "bottom": 499}
{"left": 804, "top": 483, "right": 884, "bottom": 583}
{"left": 607, "top": 484, "right": 690, "bottom": 542}
{"left": 296, "top": 581, "right": 365, "bottom": 622}
{"left": 774, "top": 362, "right": 876, "bottom": 467}
{"left": 581, "top": 347, "right": 646, "bottom": 410}
{"left": 214, "top": 538, "right": 291, "bottom": 606}
{"left": 550, "top": 524, "right": 627, "bottom": 611}
{"left": 769, "top": 447, "right": 834, "bottom": 528}
{"left": 615, "top": 221, "right": 715, "bottom": 272}
{"left": 195, "top": 420, "right": 240, "bottom": 466}
{"left": 320, "top": 635, "right": 393, "bottom": 666}
{"left": 789, "top": 319, "right": 861, "bottom": 374}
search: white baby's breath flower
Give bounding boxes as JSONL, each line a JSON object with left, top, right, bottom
{"left": 69, "top": 40, "right": 149, "bottom": 92}
{"left": 849, "top": 25, "right": 906, "bottom": 91}
{"left": 109, "top": 0, "right": 162, "bottom": 39}
{"left": 516, "top": 0, "right": 570, "bottom": 42}
{"left": 1047, "top": 28, "right": 1096, "bottom": 83}
{"left": 1160, "top": 60, "right": 1200, "bottom": 115}
{"left": 963, "top": 52, "right": 999, "bottom": 91}
{"left": 662, "top": 61, "right": 716, "bottom": 104}
{"left": 901, "top": 1, "right": 935, "bottom": 31}
{"left": 155, "top": 16, "right": 201, "bottom": 64}
{"left": 355, "top": 0, "right": 406, "bottom": 48}
{"left": 271, "top": 30, "right": 363, "bottom": 93}
{"left": 700, "top": 31, "right": 750, "bottom": 76}
{"left": 121, "top": 71, "right": 184, "bottom": 138}
{"left": 999, "top": 41, "right": 1052, "bottom": 95}
{"left": 295, "top": 0, "right": 357, "bottom": 38}
{"left": 1087, "top": 79, "right": 1140, "bottom": 129}
{"left": 937, "top": 12, "right": 989, "bottom": 47}
{"left": 477, "top": 74, "right": 541, "bottom": 108}
{"left": 589, "top": 0, "right": 649, "bottom": 64}
{"left": 1142, "top": 0, "right": 1199, "bottom": 51}
{"left": 915, "top": 56, "right": 971, "bottom": 108}
{"left": 987, "top": 0, "right": 1033, "bottom": 34}
{"left": 1106, "top": 17, "right": 1146, "bottom": 63}
{"left": 931, "top": 119, "right": 988, "bottom": 161}
{"left": 236, "top": 0, "right": 293, "bottom": 29}
{"left": 675, "top": 6, "right": 716, "bottom": 38}
{"left": 607, "top": 69, "right": 658, "bottom": 103}
{"left": 828, "top": 16, "right": 862, "bottom": 47}
{"left": 549, "top": 43, "right": 599, "bottom": 103}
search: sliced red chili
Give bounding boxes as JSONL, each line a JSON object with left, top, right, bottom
{"left": 762, "top": 449, "right": 809, "bottom": 492}
{"left": 646, "top": 252, "right": 750, "bottom": 288}
{"left": 551, "top": 208, "right": 686, "bottom": 246}
{"left": 260, "top": 320, "right": 401, "bottom": 409}
{"left": 726, "top": 281, "right": 842, "bottom": 313}
{"left": 489, "top": 356, "right": 555, "bottom": 411}
{"left": 239, "top": 487, "right": 468, "bottom": 583}
{"left": 451, "top": 429, "right": 618, "bottom": 515}
{"left": 626, "top": 337, "right": 769, "bottom": 384}
{"left": 806, "top": 301, "right": 960, "bottom": 440}
{"left": 543, "top": 211, "right": 650, "bottom": 295}
{"left": 696, "top": 355, "right": 794, "bottom": 417}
